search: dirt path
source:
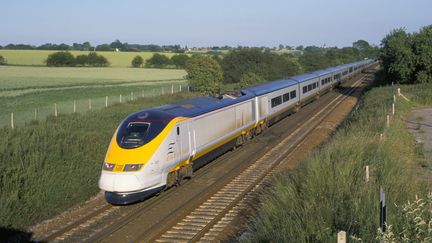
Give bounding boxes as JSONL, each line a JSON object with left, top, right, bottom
{"left": 406, "top": 108, "right": 432, "bottom": 169}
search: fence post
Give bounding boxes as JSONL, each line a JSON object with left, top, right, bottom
{"left": 54, "top": 103, "right": 58, "bottom": 117}
{"left": 34, "top": 108, "right": 38, "bottom": 120}
{"left": 397, "top": 88, "right": 401, "bottom": 97}
{"left": 131, "top": 92, "right": 134, "bottom": 101}
{"left": 88, "top": 99, "right": 92, "bottom": 110}
{"left": 392, "top": 103, "right": 395, "bottom": 116}
{"left": 73, "top": 100, "right": 77, "bottom": 113}
{"left": 11, "top": 112, "right": 14, "bottom": 129}
{"left": 380, "top": 187, "right": 387, "bottom": 233}
{"left": 105, "top": 96, "right": 108, "bottom": 108}
{"left": 120, "top": 94, "right": 122, "bottom": 103}
{"left": 171, "top": 84, "right": 174, "bottom": 94}
{"left": 179, "top": 84, "right": 182, "bottom": 92}
{"left": 386, "top": 115, "right": 390, "bottom": 128}
{"left": 337, "top": 231, "right": 346, "bottom": 243}
{"left": 365, "top": 165, "right": 369, "bottom": 182}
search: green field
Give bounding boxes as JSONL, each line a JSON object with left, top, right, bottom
{"left": 0, "top": 65, "right": 187, "bottom": 127}
{"left": 0, "top": 50, "right": 177, "bottom": 67}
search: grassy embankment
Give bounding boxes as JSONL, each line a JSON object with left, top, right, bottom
{"left": 0, "top": 66, "right": 187, "bottom": 127}
{"left": 0, "top": 92, "right": 198, "bottom": 231}
{"left": 241, "top": 82, "right": 432, "bottom": 242}
{"left": 0, "top": 50, "right": 177, "bottom": 67}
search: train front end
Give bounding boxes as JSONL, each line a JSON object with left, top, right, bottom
{"left": 98, "top": 110, "right": 176, "bottom": 205}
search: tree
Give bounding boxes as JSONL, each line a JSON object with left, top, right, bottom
{"left": 221, "top": 48, "right": 300, "bottom": 84}
{"left": 145, "top": 53, "right": 172, "bottom": 68}
{"left": 131, "top": 55, "right": 144, "bottom": 68}
{"left": 75, "top": 54, "right": 88, "bottom": 66}
{"left": 412, "top": 25, "right": 432, "bottom": 83}
{"left": 171, "top": 54, "right": 189, "bottom": 68}
{"left": 352, "top": 40, "right": 371, "bottom": 51}
{"left": 185, "top": 56, "right": 223, "bottom": 96}
{"left": 87, "top": 52, "right": 109, "bottom": 67}
{"left": 45, "top": 51, "right": 76, "bottom": 67}
{"left": 380, "top": 28, "right": 415, "bottom": 84}
{"left": 110, "top": 40, "right": 124, "bottom": 51}
{"left": 0, "top": 55, "right": 6, "bottom": 65}
{"left": 237, "top": 72, "right": 265, "bottom": 88}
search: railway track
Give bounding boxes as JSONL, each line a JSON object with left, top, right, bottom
{"left": 37, "top": 69, "right": 375, "bottom": 242}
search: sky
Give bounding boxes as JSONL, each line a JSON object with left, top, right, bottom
{"left": 1, "top": 0, "right": 432, "bottom": 48}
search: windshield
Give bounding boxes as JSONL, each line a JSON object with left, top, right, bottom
{"left": 121, "top": 122, "right": 150, "bottom": 148}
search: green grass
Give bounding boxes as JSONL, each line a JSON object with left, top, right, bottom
{"left": 0, "top": 50, "right": 177, "bottom": 67}
{"left": 240, "top": 82, "right": 432, "bottom": 242}
{"left": 0, "top": 66, "right": 186, "bottom": 91}
{"left": 0, "top": 65, "right": 187, "bottom": 127}
{"left": 0, "top": 92, "right": 199, "bottom": 230}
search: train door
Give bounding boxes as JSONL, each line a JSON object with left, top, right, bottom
{"left": 176, "top": 122, "right": 191, "bottom": 163}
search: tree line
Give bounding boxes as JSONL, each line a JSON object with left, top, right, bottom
{"left": 380, "top": 25, "right": 432, "bottom": 84}
{"left": 46, "top": 52, "right": 109, "bottom": 67}
{"left": 185, "top": 41, "right": 378, "bottom": 95}
{"left": 0, "top": 40, "right": 185, "bottom": 53}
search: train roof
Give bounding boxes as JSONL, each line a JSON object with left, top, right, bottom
{"left": 124, "top": 59, "right": 370, "bottom": 120}
{"left": 241, "top": 78, "right": 298, "bottom": 96}
{"left": 149, "top": 91, "right": 255, "bottom": 118}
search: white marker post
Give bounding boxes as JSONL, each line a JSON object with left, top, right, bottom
{"left": 54, "top": 103, "right": 58, "bottom": 117}
{"left": 34, "top": 108, "right": 38, "bottom": 121}
{"left": 171, "top": 84, "right": 174, "bottom": 94}
{"left": 392, "top": 103, "right": 395, "bottom": 116}
{"left": 73, "top": 100, "right": 77, "bottom": 113}
{"left": 11, "top": 112, "right": 14, "bottom": 129}
{"left": 105, "top": 96, "right": 108, "bottom": 108}
{"left": 337, "top": 231, "right": 346, "bottom": 243}
{"left": 120, "top": 94, "right": 122, "bottom": 103}
{"left": 88, "top": 99, "right": 92, "bottom": 110}
{"left": 386, "top": 115, "right": 390, "bottom": 128}
{"left": 365, "top": 166, "right": 370, "bottom": 182}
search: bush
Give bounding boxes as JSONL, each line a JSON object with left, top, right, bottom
{"left": 87, "top": 52, "right": 109, "bottom": 67}
{"left": 171, "top": 54, "right": 190, "bottom": 69}
{"left": 131, "top": 55, "right": 144, "bottom": 68}
{"left": 75, "top": 54, "right": 89, "bottom": 66}
{"left": 0, "top": 55, "right": 6, "bottom": 65}
{"left": 145, "top": 53, "right": 172, "bottom": 68}
{"left": 45, "top": 51, "right": 76, "bottom": 67}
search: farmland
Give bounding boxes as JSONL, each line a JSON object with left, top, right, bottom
{"left": 0, "top": 50, "right": 177, "bottom": 67}
{"left": 0, "top": 65, "right": 187, "bottom": 127}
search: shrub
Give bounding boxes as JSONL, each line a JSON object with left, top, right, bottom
{"left": 45, "top": 51, "right": 76, "bottom": 67}
{"left": 75, "top": 54, "right": 89, "bottom": 66}
{"left": 87, "top": 52, "right": 109, "bottom": 67}
{"left": 131, "top": 55, "right": 144, "bottom": 68}
{"left": 171, "top": 54, "right": 190, "bottom": 69}
{"left": 0, "top": 55, "right": 6, "bottom": 65}
{"left": 145, "top": 53, "right": 172, "bottom": 68}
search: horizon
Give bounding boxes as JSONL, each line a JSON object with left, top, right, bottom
{"left": 2, "top": 0, "right": 432, "bottom": 48}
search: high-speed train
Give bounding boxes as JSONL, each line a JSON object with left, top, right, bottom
{"left": 99, "top": 59, "right": 375, "bottom": 204}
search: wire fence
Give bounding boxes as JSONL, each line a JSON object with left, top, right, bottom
{"left": 2, "top": 83, "right": 189, "bottom": 129}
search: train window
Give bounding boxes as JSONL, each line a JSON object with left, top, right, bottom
{"left": 321, "top": 80, "right": 324, "bottom": 85}
{"left": 303, "top": 86, "right": 307, "bottom": 94}
{"left": 290, "top": 90, "right": 296, "bottom": 99}
{"left": 308, "top": 84, "right": 312, "bottom": 91}
{"left": 271, "top": 96, "right": 282, "bottom": 108}
{"left": 283, "top": 93, "right": 290, "bottom": 102}
{"left": 313, "top": 83, "right": 316, "bottom": 89}
{"left": 121, "top": 122, "right": 150, "bottom": 147}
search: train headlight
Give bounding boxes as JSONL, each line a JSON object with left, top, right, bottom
{"left": 124, "top": 164, "right": 143, "bottom": 172}
{"left": 102, "top": 162, "right": 115, "bottom": 171}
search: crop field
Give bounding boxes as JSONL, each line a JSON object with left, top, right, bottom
{"left": 0, "top": 65, "right": 187, "bottom": 127}
{"left": 0, "top": 50, "right": 177, "bottom": 67}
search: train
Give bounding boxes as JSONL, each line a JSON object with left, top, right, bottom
{"left": 99, "top": 59, "right": 375, "bottom": 204}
